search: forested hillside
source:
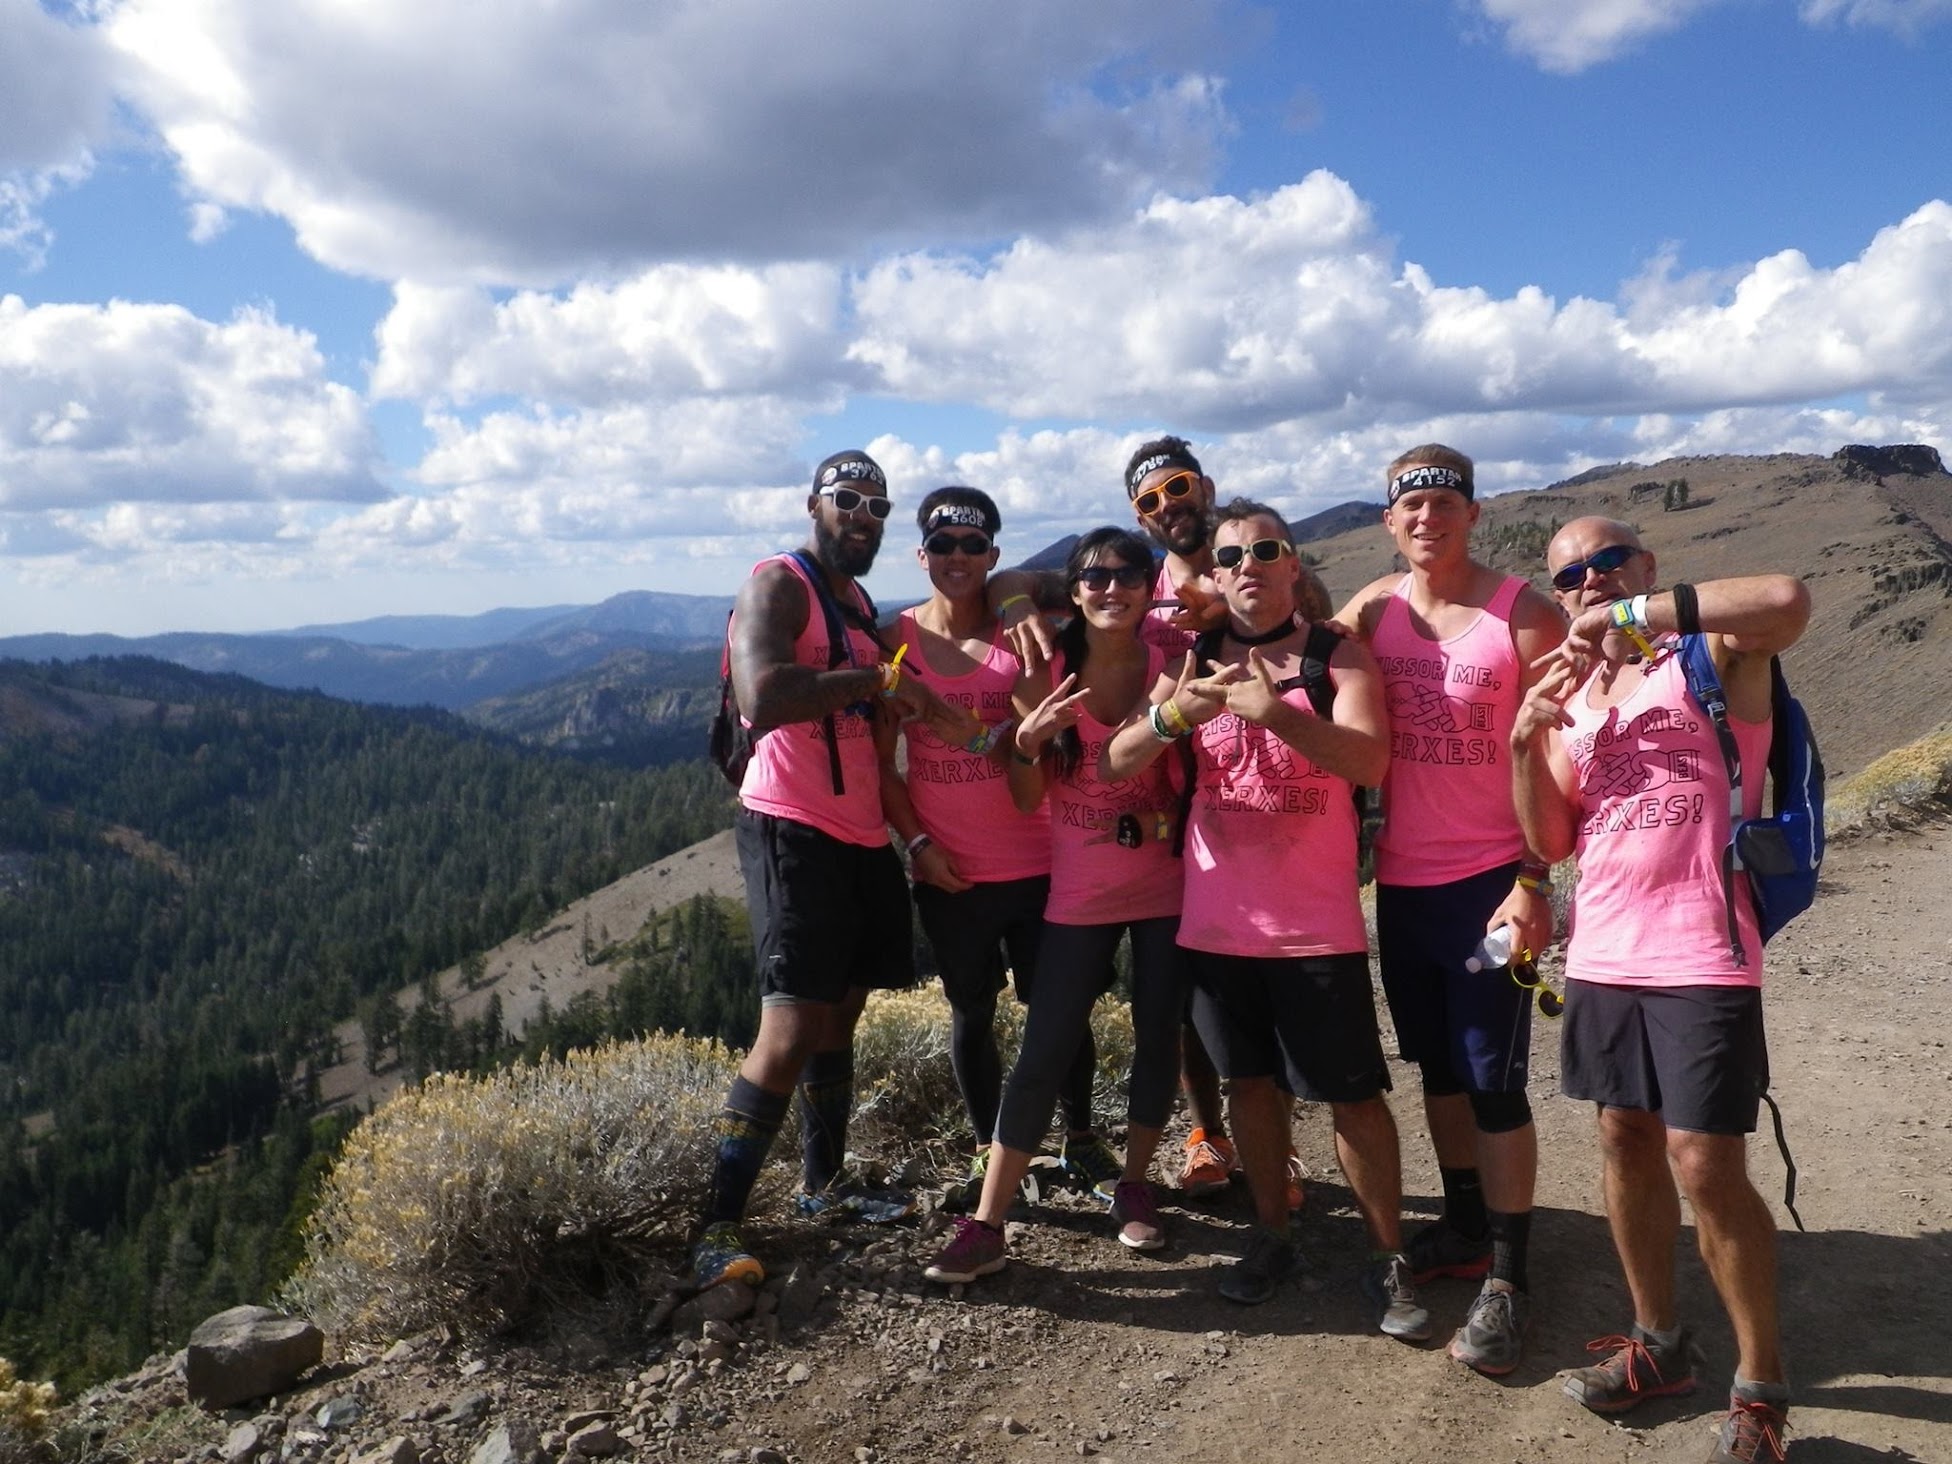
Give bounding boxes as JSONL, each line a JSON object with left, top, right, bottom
{"left": 0, "top": 657, "right": 735, "bottom": 1386}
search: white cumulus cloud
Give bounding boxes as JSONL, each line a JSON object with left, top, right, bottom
{"left": 0, "top": 296, "right": 385, "bottom": 512}
{"left": 1469, "top": 0, "right": 1723, "bottom": 71}
{"left": 1799, "top": 0, "right": 1952, "bottom": 36}
{"left": 107, "top": 0, "right": 1233, "bottom": 286}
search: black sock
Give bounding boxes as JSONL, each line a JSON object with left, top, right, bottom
{"left": 1441, "top": 1165, "right": 1488, "bottom": 1239}
{"left": 797, "top": 1048, "right": 854, "bottom": 1192}
{"left": 703, "top": 1077, "right": 789, "bottom": 1226}
{"left": 1489, "top": 1207, "right": 1531, "bottom": 1292}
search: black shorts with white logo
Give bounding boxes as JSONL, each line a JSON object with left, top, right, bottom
{"left": 1559, "top": 980, "right": 1768, "bottom": 1135}
{"left": 735, "top": 808, "right": 916, "bottom": 1005}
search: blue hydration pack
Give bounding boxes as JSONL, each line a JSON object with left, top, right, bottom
{"left": 1677, "top": 634, "right": 1826, "bottom": 965}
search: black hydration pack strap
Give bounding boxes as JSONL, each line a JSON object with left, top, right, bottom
{"left": 1760, "top": 1090, "right": 1804, "bottom": 1232}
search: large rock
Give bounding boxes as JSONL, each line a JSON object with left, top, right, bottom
{"left": 1835, "top": 444, "right": 1948, "bottom": 480}
{"left": 182, "top": 1305, "right": 324, "bottom": 1410}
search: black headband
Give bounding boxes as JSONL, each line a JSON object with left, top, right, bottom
{"left": 813, "top": 451, "right": 887, "bottom": 493}
{"left": 1125, "top": 447, "right": 1201, "bottom": 497}
{"left": 1387, "top": 464, "right": 1472, "bottom": 504}
{"left": 924, "top": 503, "right": 995, "bottom": 536}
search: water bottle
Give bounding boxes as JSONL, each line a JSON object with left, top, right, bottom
{"left": 1465, "top": 923, "right": 1515, "bottom": 973}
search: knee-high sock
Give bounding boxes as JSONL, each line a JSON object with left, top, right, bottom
{"left": 797, "top": 1048, "right": 854, "bottom": 1192}
{"left": 703, "top": 1076, "right": 790, "bottom": 1226}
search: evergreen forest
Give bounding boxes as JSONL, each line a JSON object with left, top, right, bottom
{"left": 0, "top": 657, "right": 738, "bottom": 1388}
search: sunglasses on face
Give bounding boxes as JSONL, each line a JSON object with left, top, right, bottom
{"left": 819, "top": 485, "right": 894, "bottom": 520}
{"left": 1213, "top": 538, "right": 1294, "bottom": 570}
{"left": 1130, "top": 471, "right": 1199, "bottom": 519}
{"left": 1550, "top": 543, "right": 1639, "bottom": 593}
{"left": 923, "top": 531, "right": 992, "bottom": 557}
{"left": 1075, "top": 564, "right": 1151, "bottom": 591}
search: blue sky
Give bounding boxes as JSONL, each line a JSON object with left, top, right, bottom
{"left": 2, "top": 0, "right": 1948, "bottom": 634}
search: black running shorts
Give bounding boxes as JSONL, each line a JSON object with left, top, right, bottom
{"left": 1189, "top": 950, "right": 1391, "bottom": 1103}
{"left": 1559, "top": 980, "right": 1768, "bottom": 1135}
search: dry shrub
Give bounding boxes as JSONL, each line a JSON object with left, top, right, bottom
{"left": 283, "top": 1034, "right": 744, "bottom": 1343}
{"left": 1828, "top": 725, "right": 1952, "bottom": 836}
{"left": 851, "top": 986, "right": 1135, "bottom": 1143}
{"left": 0, "top": 1360, "right": 55, "bottom": 1464}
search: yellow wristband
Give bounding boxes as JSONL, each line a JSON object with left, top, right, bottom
{"left": 880, "top": 643, "right": 909, "bottom": 697}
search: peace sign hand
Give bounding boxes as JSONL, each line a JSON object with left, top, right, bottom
{"left": 1017, "top": 673, "right": 1089, "bottom": 759}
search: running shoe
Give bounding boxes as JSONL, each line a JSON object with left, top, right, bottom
{"left": 1061, "top": 1130, "right": 1124, "bottom": 1203}
{"left": 1218, "top": 1226, "right": 1297, "bottom": 1305}
{"left": 1110, "top": 1180, "right": 1166, "bottom": 1252}
{"left": 923, "top": 1216, "right": 1007, "bottom": 1284}
{"left": 1707, "top": 1393, "right": 1788, "bottom": 1463}
{"left": 1285, "top": 1152, "right": 1308, "bottom": 1213}
{"left": 1179, "top": 1128, "right": 1239, "bottom": 1198}
{"left": 794, "top": 1173, "right": 915, "bottom": 1224}
{"left": 1361, "top": 1253, "right": 1432, "bottom": 1342}
{"left": 1448, "top": 1278, "right": 1528, "bottom": 1374}
{"left": 1561, "top": 1326, "right": 1699, "bottom": 1414}
{"left": 1404, "top": 1217, "right": 1492, "bottom": 1284}
{"left": 689, "top": 1223, "right": 763, "bottom": 1291}
{"left": 942, "top": 1151, "right": 988, "bottom": 1214}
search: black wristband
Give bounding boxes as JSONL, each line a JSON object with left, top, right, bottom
{"left": 1670, "top": 581, "right": 1701, "bottom": 637}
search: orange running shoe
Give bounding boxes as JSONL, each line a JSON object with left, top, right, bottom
{"left": 1179, "top": 1127, "right": 1238, "bottom": 1198}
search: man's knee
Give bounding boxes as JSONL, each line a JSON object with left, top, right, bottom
{"left": 1666, "top": 1130, "right": 1754, "bottom": 1205}
{"left": 1467, "top": 1088, "right": 1532, "bottom": 1134}
{"left": 1597, "top": 1105, "right": 1666, "bottom": 1166}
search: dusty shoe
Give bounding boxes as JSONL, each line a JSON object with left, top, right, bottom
{"left": 1179, "top": 1127, "right": 1239, "bottom": 1198}
{"left": 1706, "top": 1391, "right": 1789, "bottom": 1463}
{"left": 1218, "top": 1226, "right": 1297, "bottom": 1305}
{"left": 1361, "top": 1253, "right": 1432, "bottom": 1342}
{"left": 1061, "top": 1130, "right": 1124, "bottom": 1203}
{"left": 1285, "top": 1151, "right": 1308, "bottom": 1214}
{"left": 1111, "top": 1180, "right": 1166, "bottom": 1252}
{"left": 795, "top": 1173, "right": 915, "bottom": 1224}
{"left": 1448, "top": 1278, "right": 1528, "bottom": 1375}
{"left": 1561, "top": 1326, "right": 1699, "bottom": 1414}
{"left": 1404, "top": 1217, "right": 1492, "bottom": 1283}
{"left": 923, "top": 1216, "right": 1007, "bottom": 1284}
{"left": 689, "top": 1223, "right": 763, "bottom": 1291}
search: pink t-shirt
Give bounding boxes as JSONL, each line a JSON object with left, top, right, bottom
{"left": 894, "top": 610, "right": 1051, "bottom": 883}
{"left": 1178, "top": 676, "right": 1367, "bottom": 958}
{"left": 738, "top": 554, "right": 887, "bottom": 848}
{"left": 1044, "top": 643, "right": 1184, "bottom": 926}
{"left": 1371, "top": 575, "right": 1528, "bottom": 886}
{"left": 1142, "top": 562, "right": 1196, "bottom": 657}
{"left": 1562, "top": 651, "right": 1770, "bottom": 988}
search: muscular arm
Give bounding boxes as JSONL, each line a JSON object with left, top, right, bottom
{"left": 1100, "top": 663, "right": 1188, "bottom": 783}
{"left": 1330, "top": 575, "right": 1400, "bottom": 645}
{"left": 731, "top": 562, "right": 883, "bottom": 731}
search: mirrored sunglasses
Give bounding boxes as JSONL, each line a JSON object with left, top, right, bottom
{"left": 819, "top": 485, "right": 893, "bottom": 520}
{"left": 1075, "top": 564, "right": 1151, "bottom": 591}
{"left": 923, "top": 531, "right": 992, "bottom": 557}
{"left": 1213, "top": 538, "right": 1294, "bottom": 570}
{"left": 1130, "top": 471, "right": 1200, "bottom": 518}
{"left": 1550, "top": 542, "right": 1638, "bottom": 592}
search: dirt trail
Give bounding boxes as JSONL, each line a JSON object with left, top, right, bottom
{"left": 720, "top": 824, "right": 1949, "bottom": 1464}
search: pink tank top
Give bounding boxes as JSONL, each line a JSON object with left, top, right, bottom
{"left": 738, "top": 554, "right": 887, "bottom": 848}
{"left": 1044, "top": 642, "right": 1184, "bottom": 926}
{"left": 1371, "top": 575, "right": 1528, "bottom": 885}
{"left": 895, "top": 611, "right": 1051, "bottom": 883}
{"left": 1142, "top": 562, "right": 1196, "bottom": 656}
{"left": 1178, "top": 677, "right": 1367, "bottom": 958}
{"left": 1561, "top": 652, "right": 1770, "bottom": 988}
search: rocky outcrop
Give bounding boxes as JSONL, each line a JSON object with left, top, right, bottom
{"left": 1834, "top": 444, "right": 1948, "bottom": 480}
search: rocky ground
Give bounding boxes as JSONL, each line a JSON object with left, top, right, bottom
{"left": 63, "top": 821, "right": 1949, "bottom": 1464}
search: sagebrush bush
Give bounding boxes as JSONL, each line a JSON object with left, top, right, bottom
{"left": 0, "top": 1359, "right": 55, "bottom": 1464}
{"left": 287, "top": 988, "right": 1141, "bottom": 1343}
{"left": 1827, "top": 725, "right": 1952, "bottom": 835}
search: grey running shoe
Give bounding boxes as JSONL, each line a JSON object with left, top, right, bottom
{"left": 1218, "top": 1227, "right": 1298, "bottom": 1305}
{"left": 1111, "top": 1180, "right": 1165, "bottom": 1251}
{"left": 1404, "top": 1217, "right": 1492, "bottom": 1283}
{"left": 923, "top": 1216, "right": 1007, "bottom": 1284}
{"left": 1562, "top": 1326, "right": 1699, "bottom": 1414}
{"left": 1061, "top": 1130, "right": 1124, "bottom": 1203}
{"left": 1361, "top": 1253, "right": 1432, "bottom": 1342}
{"left": 794, "top": 1173, "right": 915, "bottom": 1224}
{"left": 689, "top": 1223, "right": 763, "bottom": 1291}
{"left": 1707, "top": 1392, "right": 1789, "bottom": 1463}
{"left": 1448, "top": 1278, "right": 1528, "bottom": 1374}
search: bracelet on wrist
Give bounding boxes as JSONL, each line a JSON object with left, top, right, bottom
{"left": 1670, "top": 582, "right": 1701, "bottom": 637}
{"left": 1609, "top": 598, "right": 1659, "bottom": 661}
{"left": 1516, "top": 874, "right": 1554, "bottom": 897}
{"left": 1518, "top": 860, "right": 1551, "bottom": 881}
{"left": 879, "top": 644, "right": 909, "bottom": 698}
{"left": 1159, "top": 699, "right": 1192, "bottom": 738}
{"left": 904, "top": 832, "right": 933, "bottom": 858}
{"left": 998, "top": 594, "right": 1033, "bottom": 618}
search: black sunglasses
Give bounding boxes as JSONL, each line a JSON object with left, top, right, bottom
{"left": 1550, "top": 543, "right": 1639, "bottom": 592}
{"left": 1214, "top": 538, "right": 1294, "bottom": 570}
{"left": 924, "top": 531, "right": 992, "bottom": 557}
{"left": 819, "top": 485, "right": 893, "bottom": 520}
{"left": 1075, "top": 564, "right": 1151, "bottom": 591}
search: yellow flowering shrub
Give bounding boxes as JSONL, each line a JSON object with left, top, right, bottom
{"left": 0, "top": 1359, "right": 55, "bottom": 1461}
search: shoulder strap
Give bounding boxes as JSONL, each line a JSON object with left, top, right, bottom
{"left": 1678, "top": 634, "right": 1749, "bottom": 969}
{"left": 1298, "top": 622, "right": 1342, "bottom": 722}
{"left": 781, "top": 549, "right": 852, "bottom": 796}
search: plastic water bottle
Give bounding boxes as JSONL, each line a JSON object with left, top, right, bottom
{"left": 1465, "top": 923, "right": 1515, "bottom": 973}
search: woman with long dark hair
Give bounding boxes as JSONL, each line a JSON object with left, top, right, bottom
{"left": 925, "top": 526, "right": 1191, "bottom": 1282}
